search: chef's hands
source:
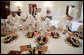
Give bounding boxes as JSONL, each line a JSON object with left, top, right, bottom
{"left": 7, "top": 21, "right": 14, "bottom": 26}
{"left": 7, "top": 21, "right": 10, "bottom": 24}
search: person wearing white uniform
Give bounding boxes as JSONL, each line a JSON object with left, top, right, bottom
{"left": 57, "top": 14, "right": 73, "bottom": 32}
{"left": 36, "top": 17, "right": 51, "bottom": 33}
{"left": 45, "top": 18, "right": 51, "bottom": 28}
{"left": 20, "top": 13, "right": 36, "bottom": 29}
{"left": 18, "top": 13, "right": 28, "bottom": 26}
{"left": 35, "top": 8, "right": 44, "bottom": 22}
{"left": 24, "top": 14, "right": 36, "bottom": 27}
{"left": 68, "top": 5, "right": 78, "bottom": 20}
{"left": 6, "top": 6, "right": 20, "bottom": 29}
{"left": 57, "top": 5, "right": 78, "bottom": 32}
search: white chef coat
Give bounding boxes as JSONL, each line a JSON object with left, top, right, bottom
{"left": 36, "top": 18, "right": 51, "bottom": 32}
{"left": 57, "top": 15, "right": 72, "bottom": 30}
{"left": 17, "top": 13, "right": 28, "bottom": 26}
{"left": 23, "top": 14, "right": 36, "bottom": 27}
{"left": 36, "top": 21, "right": 46, "bottom": 31}
{"left": 6, "top": 14, "right": 20, "bottom": 29}
{"left": 45, "top": 18, "right": 51, "bottom": 28}
{"left": 35, "top": 12, "right": 44, "bottom": 22}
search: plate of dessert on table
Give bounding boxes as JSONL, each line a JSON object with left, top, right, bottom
{"left": 51, "top": 32, "right": 60, "bottom": 39}
{"left": 77, "top": 25, "right": 83, "bottom": 39}
{"left": 73, "top": 31, "right": 83, "bottom": 39}
{"left": 36, "top": 36, "right": 48, "bottom": 45}
{"left": 65, "top": 36, "right": 82, "bottom": 47}
{"left": 1, "top": 29, "right": 6, "bottom": 37}
{"left": 26, "top": 31, "right": 34, "bottom": 38}
{"left": 1, "top": 27, "right": 10, "bottom": 37}
{"left": 4, "top": 34, "right": 18, "bottom": 43}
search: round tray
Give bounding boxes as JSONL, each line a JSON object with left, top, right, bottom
{"left": 36, "top": 36, "right": 48, "bottom": 45}
{"left": 65, "top": 37, "right": 82, "bottom": 47}
{"left": 51, "top": 32, "right": 60, "bottom": 39}
{"left": 26, "top": 32, "right": 34, "bottom": 38}
{"left": 4, "top": 35, "right": 18, "bottom": 43}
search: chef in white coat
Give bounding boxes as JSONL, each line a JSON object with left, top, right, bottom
{"left": 57, "top": 14, "right": 73, "bottom": 32}
{"left": 68, "top": 5, "right": 78, "bottom": 20}
{"left": 36, "top": 17, "right": 51, "bottom": 33}
{"left": 35, "top": 8, "right": 44, "bottom": 22}
{"left": 20, "top": 13, "right": 36, "bottom": 29}
{"left": 24, "top": 14, "right": 36, "bottom": 27}
{"left": 18, "top": 13, "right": 28, "bottom": 26}
{"left": 58, "top": 5, "right": 78, "bottom": 32}
{"left": 6, "top": 6, "right": 20, "bottom": 29}
{"left": 45, "top": 17, "right": 51, "bottom": 28}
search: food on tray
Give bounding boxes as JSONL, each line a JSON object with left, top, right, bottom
{"left": 1, "top": 29, "right": 6, "bottom": 36}
{"left": 78, "top": 32, "right": 83, "bottom": 39}
{"left": 73, "top": 25, "right": 83, "bottom": 39}
{"left": 4, "top": 35, "right": 18, "bottom": 43}
{"left": 36, "top": 36, "right": 48, "bottom": 45}
{"left": 78, "top": 25, "right": 83, "bottom": 39}
{"left": 8, "top": 50, "right": 22, "bottom": 54}
{"left": 78, "top": 25, "right": 83, "bottom": 32}
{"left": 51, "top": 26, "right": 56, "bottom": 29}
{"left": 27, "top": 32, "right": 34, "bottom": 38}
{"left": 1, "top": 27, "right": 10, "bottom": 36}
{"left": 51, "top": 32, "right": 60, "bottom": 38}
{"left": 66, "top": 37, "right": 82, "bottom": 47}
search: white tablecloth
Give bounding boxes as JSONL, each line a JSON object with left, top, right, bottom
{"left": 1, "top": 30, "right": 83, "bottom": 54}
{"left": 1, "top": 19, "right": 83, "bottom": 54}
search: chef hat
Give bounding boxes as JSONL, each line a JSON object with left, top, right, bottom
{"left": 10, "top": 5, "right": 18, "bottom": 12}
{"left": 68, "top": 8, "right": 78, "bottom": 17}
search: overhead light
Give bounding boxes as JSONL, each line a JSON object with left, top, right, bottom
{"left": 15, "top": 2, "right": 22, "bottom": 7}
{"left": 45, "top": 2, "right": 52, "bottom": 8}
